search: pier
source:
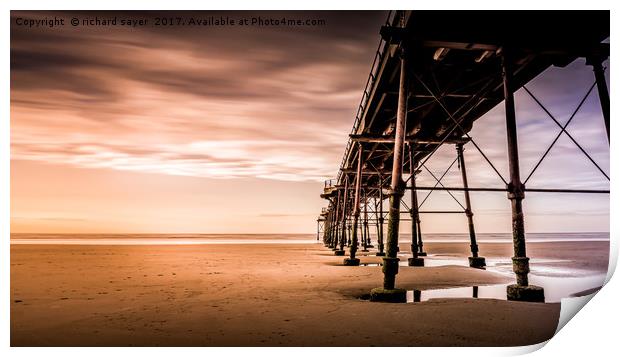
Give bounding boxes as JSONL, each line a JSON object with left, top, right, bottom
{"left": 319, "top": 10, "right": 610, "bottom": 303}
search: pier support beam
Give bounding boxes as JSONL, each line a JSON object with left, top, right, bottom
{"left": 408, "top": 144, "right": 424, "bottom": 267}
{"left": 344, "top": 144, "right": 363, "bottom": 266}
{"left": 416, "top": 219, "right": 426, "bottom": 256}
{"left": 376, "top": 194, "right": 386, "bottom": 256}
{"left": 365, "top": 194, "right": 374, "bottom": 249}
{"left": 331, "top": 191, "right": 341, "bottom": 251}
{"left": 335, "top": 179, "right": 349, "bottom": 256}
{"left": 457, "top": 143, "right": 486, "bottom": 268}
{"left": 586, "top": 55, "right": 610, "bottom": 144}
{"left": 330, "top": 207, "right": 338, "bottom": 249}
{"left": 370, "top": 43, "right": 408, "bottom": 303}
{"left": 324, "top": 207, "right": 332, "bottom": 247}
{"left": 362, "top": 190, "right": 369, "bottom": 252}
{"left": 347, "top": 221, "right": 352, "bottom": 247}
{"left": 501, "top": 50, "right": 544, "bottom": 303}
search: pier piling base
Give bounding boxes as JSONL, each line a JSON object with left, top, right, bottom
{"left": 417, "top": 252, "right": 427, "bottom": 257}
{"left": 468, "top": 256, "right": 486, "bottom": 268}
{"left": 369, "top": 287, "right": 407, "bottom": 303}
{"left": 376, "top": 252, "right": 386, "bottom": 257}
{"left": 343, "top": 258, "right": 360, "bottom": 266}
{"left": 408, "top": 257, "right": 425, "bottom": 267}
{"left": 334, "top": 250, "right": 345, "bottom": 256}
{"left": 507, "top": 284, "right": 545, "bottom": 303}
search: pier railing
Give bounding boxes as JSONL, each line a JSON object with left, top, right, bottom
{"left": 335, "top": 10, "right": 396, "bottom": 185}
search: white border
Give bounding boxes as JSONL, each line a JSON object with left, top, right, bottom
{"left": 2, "top": 1, "right": 616, "bottom": 356}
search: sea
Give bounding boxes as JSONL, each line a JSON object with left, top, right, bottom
{"left": 9, "top": 231, "right": 610, "bottom": 245}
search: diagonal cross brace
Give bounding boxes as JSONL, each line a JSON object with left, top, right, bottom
{"left": 523, "top": 85, "right": 609, "bottom": 181}
{"left": 413, "top": 73, "right": 509, "bottom": 186}
{"left": 419, "top": 157, "right": 460, "bottom": 208}
{"left": 420, "top": 163, "right": 466, "bottom": 211}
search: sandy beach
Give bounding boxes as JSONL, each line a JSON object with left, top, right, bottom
{"left": 10, "top": 240, "right": 604, "bottom": 347}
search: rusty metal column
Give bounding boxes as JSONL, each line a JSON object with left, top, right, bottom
{"left": 347, "top": 218, "right": 352, "bottom": 247}
{"left": 344, "top": 144, "right": 363, "bottom": 266}
{"left": 335, "top": 177, "right": 349, "bottom": 255}
{"left": 376, "top": 185, "right": 386, "bottom": 256}
{"left": 365, "top": 191, "right": 373, "bottom": 249}
{"left": 316, "top": 219, "right": 319, "bottom": 241}
{"left": 328, "top": 206, "right": 335, "bottom": 248}
{"left": 408, "top": 144, "right": 424, "bottom": 266}
{"left": 324, "top": 211, "right": 331, "bottom": 246}
{"left": 501, "top": 49, "right": 544, "bottom": 302}
{"left": 456, "top": 143, "right": 486, "bottom": 268}
{"left": 324, "top": 207, "right": 332, "bottom": 247}
{"left": 332, "top": 190, "right": 342, "bottom": 251}
{"left": 362, "top": 189, "right": 369, "bottom": 252}
{"left": 370, "top": 43, "right": 408, "bottom": 303}
{"left": 416, "top": 218, "right": 425, "bottom": 256}
{"left": 587, "top": 56, "right": 610, "bottom": 144}
{"left": 373, "top": 196, "right": 382, "bottom": 256}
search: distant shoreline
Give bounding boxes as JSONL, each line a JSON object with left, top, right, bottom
{"left": 9, "top": 238, "right": 611, "bottom": 245}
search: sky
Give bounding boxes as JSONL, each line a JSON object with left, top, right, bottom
{"left": 10, "top": 11, "right": 610, "bottom": 234}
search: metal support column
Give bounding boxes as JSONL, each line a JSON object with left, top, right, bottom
{"left": 408, "top": 144, "right": 424, "bottom": 266}
{"left": 347, "top": 220, "right": 352, "bottom": 247}
{"left": 501, "top": 49, "right": 544, "bottom": 302}
{"left": 329, "top": 203, "right": 336, "bottom": 249}
{"left": 316, "top": 219, "right": 319, "bottom": 241}
{"left": 456, "top": 143, "right": 486, "bottom": 268}
{"left": 344, "top": 144, "right": 363, "bottom": 266}
{"left": 324, "top": 207, "right": 332, "bottom": 247}
{"left": 587, "top": 55, "right": 610, "bottom": 144}
{"left": 365, "top": 191, "right": 373, "bottom": 249}
{"left": 370, "top": 40, "right": 408, "bottom": 302}
{"left": 376, "top": 187, "right": 386, "bottom": 256}
{"left": 335, "top": 177, "right": 349, "bottom": 255}
{"left": 362, "top": 189, "right": 369, "bottom": 252}
{"left": 332, "top": 190, "right": 341, "bottom": 251}
{"left": 416, "top": 218, "right": 425, "bottom": 255}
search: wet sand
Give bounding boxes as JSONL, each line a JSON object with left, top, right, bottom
{"left": 10, "top": 242, "right": 578, "bottom": 347}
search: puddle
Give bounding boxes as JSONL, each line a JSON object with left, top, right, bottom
{"left": 407, "top": 285, "right": 507, "bottom": 303}
{"left": 353, "top": 253, "right": 606, "bottom": 303}
{"left": 405, "top": 273, "right": 605, "bottom": 303}
{"left": 360, "top": 256, "right": 586, "bottom": 274}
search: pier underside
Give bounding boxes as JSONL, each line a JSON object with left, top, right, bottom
{"left": 319, "top": 10, "right": 609, "bottom": 303}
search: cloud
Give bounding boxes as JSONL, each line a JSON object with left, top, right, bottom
{"left": 10, "top": 11, "right": 610, "bottom": 189}
{"left": 11, "top": 10, "right": 388, "bottom": 182}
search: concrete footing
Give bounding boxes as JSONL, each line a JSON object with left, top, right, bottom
{"left": 361, "top": 249, "right": 369, "bottom": 252}
{"left": 370, "top": 287, "right": 407, "bottom": 303}
{"left": 408, "top": 257, "right": 425, "bottom": 267}
{"left": 343, "top": 258, "right": 360, "bottom": 266}
{"left": 418, "top": 252, "right": 427, "bottom": 256}
{"left": 334, "top": 250, "right": 345, "bottom": 256}
{"left": 376, "top": 252, "right": 386, "bottom": 257}
{"left": 507, "top": 284, "right": 545, "bottom": 302}
{"left": 468, "top": 256, "right": 486, "bottom": 268}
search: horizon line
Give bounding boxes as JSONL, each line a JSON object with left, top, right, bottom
{"left": 9, "top": 231, "right": 611, "bottom": 235}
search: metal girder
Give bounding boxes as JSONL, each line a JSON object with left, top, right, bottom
{"left": 350, "top": 134, "right": 470, "bottom": 145}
